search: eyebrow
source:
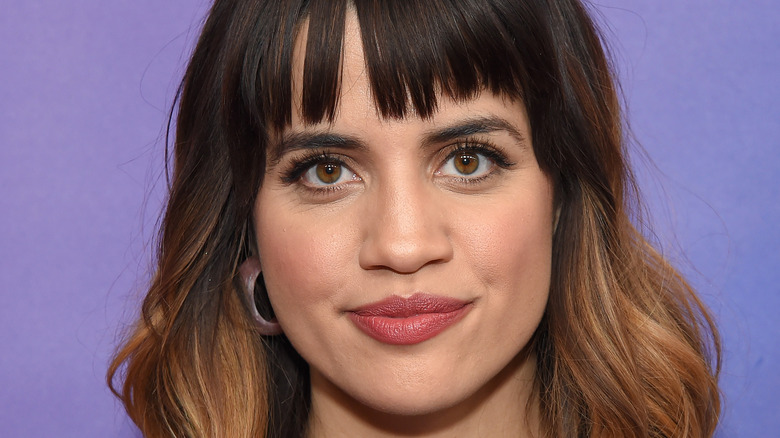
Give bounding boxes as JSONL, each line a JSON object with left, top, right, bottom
{"left": 421, "top": 115, "right": 528, "bottom": 149}
{"left": 267, "top": 132, "right": 367, "bottom": 166}
{"left": 267, "top": 115, "right": 528, "bottom": 165}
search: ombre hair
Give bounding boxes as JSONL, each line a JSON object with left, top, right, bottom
{"left": 109, "top": 0, "right": 721, "bottom": 436}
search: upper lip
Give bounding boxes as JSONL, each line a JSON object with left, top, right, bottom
{"left": 349, "top": 293, "right": 470, "bottom": 318}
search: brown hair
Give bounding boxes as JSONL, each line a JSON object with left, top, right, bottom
{"left": 109, "top": 0, "right": 721, "bottom": 436}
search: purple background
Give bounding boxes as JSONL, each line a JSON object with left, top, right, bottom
{"left": 1, "top": 1, "right": 777, "bottom": 436}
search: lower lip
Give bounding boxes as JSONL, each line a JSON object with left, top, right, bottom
{"left": 348, "top": 305, "right": 471, "bottom": 345}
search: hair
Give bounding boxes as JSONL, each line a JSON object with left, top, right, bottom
{"left": 108, "top": 0, "right": 721, "bottom": 436}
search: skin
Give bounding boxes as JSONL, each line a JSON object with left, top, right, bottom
{"left": 253, "top": 13, "right": 554, "bottom": 437}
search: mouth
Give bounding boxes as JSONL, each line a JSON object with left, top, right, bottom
{"left": 347, "top": 293, "right": 472, "bottom": 345}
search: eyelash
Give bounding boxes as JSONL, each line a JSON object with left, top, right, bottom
{"left": 440, "top": 141, "right": 514, "bottom": 183}
{"left": 282, "top": 150, "right": 336, "bottom": 184}
{"left": 279, "top": 140, "right": 514, "bottom": 190}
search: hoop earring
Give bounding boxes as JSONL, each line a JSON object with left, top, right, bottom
{"left": 239, "top": 257, "right": 283, "bottom": 336}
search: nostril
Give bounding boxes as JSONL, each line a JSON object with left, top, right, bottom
{"left": 358, "top": 185, "right": 453, "bottom": 273}
{"left": 358, "top": 224, "right": 454, "bottom": 274}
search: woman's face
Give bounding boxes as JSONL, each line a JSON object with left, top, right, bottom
{"left": 253, "top": 16, "right": 554, "bottom": 425}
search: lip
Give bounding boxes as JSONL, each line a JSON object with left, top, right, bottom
{"left": 348, "top": 293, "right": 472, "bottom": 345}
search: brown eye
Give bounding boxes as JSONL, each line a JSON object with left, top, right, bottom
{"left": 454, "top": 153, "right": 479, "bottom": 175}
{"left": 315, "top": 162, "right": 342, "bottom": 184}
{"left": 299, "top": 157, "right": 359, "bottom": 189}
{"left": 439, "top": 149, "right": 495, "bottom": 179}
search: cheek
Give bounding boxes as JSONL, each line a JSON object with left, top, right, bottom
{"left": 457, "top": 182, "right": 554, "bottom": 288}
{"left": 451, "top": 178, "right": 554, "bottom": 345}
{"left": 253, "top": 200, "right": 356, "bottom": 327}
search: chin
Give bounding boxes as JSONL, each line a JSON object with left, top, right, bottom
{"left": 356, "top": 387, "right": 469, "bottom": 417}
{"left": 317, "top": 355, "right": 523, "bottom": 423}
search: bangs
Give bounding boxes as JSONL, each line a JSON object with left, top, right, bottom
{"left": 259, "top": 0, "right": 529, "bottom": 129}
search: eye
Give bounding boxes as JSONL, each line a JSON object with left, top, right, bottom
{"left": 301, "top": 160, "right": 356, "bottom": 186}
{"left": 439, "top": 150, "right": 494, "bottom": 178}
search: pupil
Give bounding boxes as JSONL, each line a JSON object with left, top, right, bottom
{"left": 316, "top": 162, "right": 341, "bottom": 183}
{"left": 455, "top": 154, "right": 478, "bottom": 174}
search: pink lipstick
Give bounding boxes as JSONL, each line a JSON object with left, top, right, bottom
{"left": 348, "top": 293, "right": 471, "bottom": 345}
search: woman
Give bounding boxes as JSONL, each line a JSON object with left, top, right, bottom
{"left": 109, "top": 0, "right": 721, "bottom": 436}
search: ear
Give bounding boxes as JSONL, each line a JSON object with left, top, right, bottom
{"left": 238, "top": 257, "right": 283, "bottom": 336}
{"left": 553, "top": 204, "right": 562, "bottom": 234}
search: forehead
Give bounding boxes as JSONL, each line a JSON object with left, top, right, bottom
{"left": 289, "top": 10, "right": 375, "bottom": 129}
{"left": 282, "top": 13, "right": 529, "bottom": 153}
{"left": 266, "top": 0, "right": 528, "bottom": 131}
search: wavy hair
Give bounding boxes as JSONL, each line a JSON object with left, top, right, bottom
{"left": 108, "top": 0, "right": 721, "bottom": 436}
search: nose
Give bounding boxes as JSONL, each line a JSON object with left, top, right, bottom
{"left": 358, "top": 182, "right": 454, "bottom": 274}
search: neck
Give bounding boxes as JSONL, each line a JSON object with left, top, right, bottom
{"left": 305, "top": 350, "right": 540, "bottom": 438}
